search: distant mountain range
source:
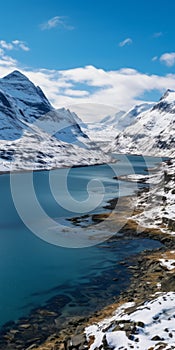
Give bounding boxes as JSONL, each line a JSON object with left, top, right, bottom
{"left": 82, "top": 103, "right": 154, "bottom": 143}
{"left": 81, "top": 111, "right": 125, "bottom": 142}
{"left": 79, "top": 90, "right": 175, "bottom": 159}
{"left": 0, "top": 70, "right": 111, "bottom": 171}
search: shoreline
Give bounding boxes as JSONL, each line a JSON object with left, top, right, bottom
{"left": 0, "top": 158, "right": 118, "bottom": 176}
{"left": 0, "top": 150, "right": 169, "bottom": 176}
{"left": 0, "top": 163, "right": 105, "bottom": 176}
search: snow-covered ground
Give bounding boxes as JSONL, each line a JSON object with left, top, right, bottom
{"left": 118, "top": 173, "right": 162, "bottom": 184}
{"left": 85, "top": 292, "right": 175, "bottom": 350}
{"left": 132, "top": 159, "right": 175, "bottom": 233}
{"left": 160, "top": 255, "right": 175, "bottom": 270}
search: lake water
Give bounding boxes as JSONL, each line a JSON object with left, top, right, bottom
{"left": 0, "top": 154, "right": 163, "bottom": 327}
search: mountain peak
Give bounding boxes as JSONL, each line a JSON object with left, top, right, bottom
{"left": 2, "top": 70, "right": 30, "bottom": 82}
{"left": 0, "top": 70, "right": 53, "bottom": 115}
{"left": 160, "top": 89, "right": 175, "bottom": 101}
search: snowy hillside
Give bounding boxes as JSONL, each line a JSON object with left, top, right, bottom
{"left": 116, "top": 102, "right": 154, "bottom": 131}
{"left": 100, "top": 111, "right": 126, "bottom": 125}
{"left": 85, "top": 292, "right": 175, "bottom": 350}
{"left": 81, "top": 111, "right": 125, "bottom": 142}
{"left": 0, "top": 70, "right": 112, "bottom": 171}
{"left": 82, "top": 103, "right": 153, "bottom": 143}
{"left": 110, "top": 90, "right": 175, "bottom": 157}
{"left": 132, "top": 158, "right": 175, "bottom": 231}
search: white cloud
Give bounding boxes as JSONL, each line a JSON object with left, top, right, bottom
{"left": 64, "top": 89, "right": 89, "bottom": 97}
{"left": 12, "top": 40, "right": 30, "bottom": 51}
{"left": 152, "top": 56, "right": 158, "bottom": 62}
{"left": 0, "top": 49, "right": 17, "bottom": 66}
{"left": 0, "top": 40, "right": 13, "bottom": 50}
{"left": 153, "top": 32, "right": 163, "bottom": 38}
{"left": 69, "top": 103, "right": 117, "bottom": 121}
{"left": 0, "top": 39, "right": 30, "bottom": 52}
{"left": 1, "top": 55, "right": 175, "bottom": 121}
{"left": 160, "top": 52, "right": 175, "bottom": 67}
{"left": 0, "top": 56, "right": 17, "bottom": 66}
{"left": 119, "top": 38, "right": 132, "bottom": 47}
{"left": 40, "top": 16, "right": 74, "bottom": 30}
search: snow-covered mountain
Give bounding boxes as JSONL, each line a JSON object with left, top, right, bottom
{"left": 81, "top": 111, "right": 125, "bottom": 142}
{"left": 100, "top": 111, "right": 126, "bottom": 125}
{"left": 109, "top": 90, "right": 175, "bottom": 157}
{"left": 81, "top": 103, "right": 154, "bottom": 143}
{"left": 0, "top": 70, "right": 87, "bottom": 144}
{"left": 116, "top": 102, "right": 154, "bottom": 131}
{"left": 0, "top": 70, "right": 111, "bottom": 171}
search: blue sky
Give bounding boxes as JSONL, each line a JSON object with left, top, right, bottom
{"left": 0, "top": 0, "right": 175, "bottom": 121}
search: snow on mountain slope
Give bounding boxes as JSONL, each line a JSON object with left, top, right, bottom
{"left": 0, "top": 70, "right": 53, "bottom": 141}
{"left": 0, "top": 70, "right": 87, "bottom": 144}
{"left": 100, "top": 111, "right": 126, "bottom": 125}
{"left": 132, "top": 158, "right": 175, "bottom": 232}
{"left": 0, "top": 70, "right": 52, "bottom": 124}
{"left": 0, "top": 126, "right": 111, "bottom": 172}
{"left": 110, "top": 90, "right": 175, "bottom": 157}
{"left": 36, "top": 108, "right": 90, "bottom": 149}
{"left": 116, "top": 102, "right": 154, "bottom": 131}
{"left": 0, "top": 70, "right": 112, "bottom": 171}
{"left": 83, "top": 122, "right": 116, "bottom": 142}
{"left": 81, "top": 111, "right": 125, "bottom": 142}
{"left": 81, "top": 103, "right": 154, "bottom": 143}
